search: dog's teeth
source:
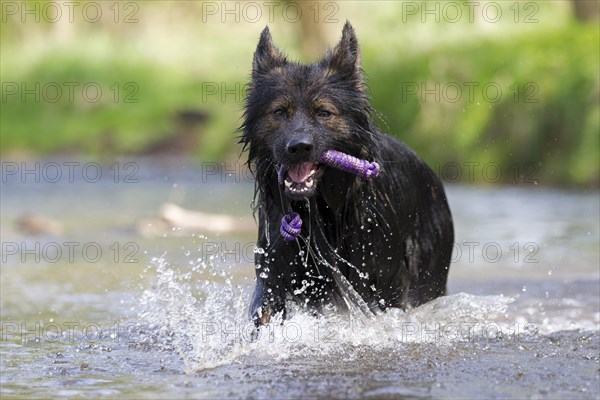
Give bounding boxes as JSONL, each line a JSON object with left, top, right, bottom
{"left": 284, "top": 180, "right": 292, "bottom": 188}
{"left": 306, "top": 180, "right": 314, "bottom": 188}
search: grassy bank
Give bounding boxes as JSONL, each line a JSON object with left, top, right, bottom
{"left": 367, "top": 24, "right": 599, "bottom": 186}
{"left": 1, "top": 2, "right": 598, "bottom": 186}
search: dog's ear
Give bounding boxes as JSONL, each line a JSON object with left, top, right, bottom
{"left": 253, "top": 27, "right": 286, "bottom": 78}
{"left": 326, "top": 21, "right": 364, "bottom": 89}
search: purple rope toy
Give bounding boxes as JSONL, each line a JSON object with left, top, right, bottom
{"left": 320, "top": 150, "right": 380, "bottom": 180}
{"left": 280, "top": 212, "right": 303, "bottom": 241}
{"left": 279, "top": 150, "right": 380, "bottom": 241}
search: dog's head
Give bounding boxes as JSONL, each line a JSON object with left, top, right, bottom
{"left": 241, "top": 22, "right": 375, "bottom": 200}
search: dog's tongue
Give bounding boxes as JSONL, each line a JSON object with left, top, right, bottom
{"left": 287, "top": 163, "right": 315, "bottom": 183}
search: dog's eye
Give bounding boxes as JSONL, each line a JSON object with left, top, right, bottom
{"left": 272, "top": 109, "right": 286, "bottom": 117}
{"left": 316, "top": 109, "right": 332, "bottom": 119}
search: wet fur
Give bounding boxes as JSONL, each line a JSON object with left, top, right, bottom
{"left": 240, "top": 22, "right": 454, "bottom": 325}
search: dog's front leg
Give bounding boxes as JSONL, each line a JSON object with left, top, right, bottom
{"left": 250, "top": 272, "right": 287, "bottom": 327}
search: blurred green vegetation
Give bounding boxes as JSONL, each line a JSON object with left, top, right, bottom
{"left": 367, "top": 24, "right": 599, "bottom": 186}
{"left": 1, "top": 1, "right": 598, "bottom": 186}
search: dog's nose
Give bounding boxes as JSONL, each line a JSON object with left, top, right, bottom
{"left": 286, "top": 135, "right": 314, "bottom": 156}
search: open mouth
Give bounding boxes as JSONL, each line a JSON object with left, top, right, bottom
{"left": 279, "top": 162, "right": 323, "bottom": 198}
{"left": 277, "top": 150, "right": 380, "bottom": 200}
{"left": 275, "top": 150, "right": 380, "bottom": 241}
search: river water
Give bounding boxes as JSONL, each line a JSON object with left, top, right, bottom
{"left": 1, "top": 157, "right": 598, "bottom": 399}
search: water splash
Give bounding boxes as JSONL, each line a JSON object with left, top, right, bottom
{"left": 137, "top": 255, "right": 251, "bottom": 372}
{"left": 136, "top": 249, "right": 524, "bottom": 373}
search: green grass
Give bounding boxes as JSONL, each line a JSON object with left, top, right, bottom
{"left": 366, "top": 24, "right": 599, "bottom": 186}
{"left": 1, "top": 2, "right": 598, "bottom": 185}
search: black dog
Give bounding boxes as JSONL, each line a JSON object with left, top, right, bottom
{"left": 240, "top": 22, "right": 453, "bottom": 326}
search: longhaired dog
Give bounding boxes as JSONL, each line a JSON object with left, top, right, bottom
{"left": 240, "top": 22, "right": 454, "bottom": 325}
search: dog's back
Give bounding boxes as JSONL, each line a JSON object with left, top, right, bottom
{"left": 345, "top": 133, "right": 453, "bottom": 309}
